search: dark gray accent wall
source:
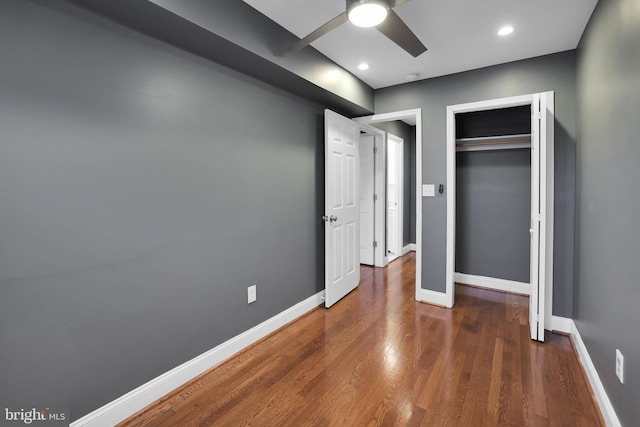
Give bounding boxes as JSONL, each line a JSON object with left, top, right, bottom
{"left": 376, "top": 51, "right": 577, "bottom": 317}
{"left": 70, "top": 0, "right": 374, "bottom": 117}
{"left": 372, "top": 121, "right": 417, "bottom": 246}
{"left": 575, "top": 0, "right": 640, "bottom": 424}
{"left": 456, "top": 150, "right": 531, "bottom": 283}
{"left": 0, "top": 0, "right": 325, "bottom": 421}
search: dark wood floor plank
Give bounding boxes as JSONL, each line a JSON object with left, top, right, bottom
{"left": 118, "top": 253, "right": 604, "bottom": 427}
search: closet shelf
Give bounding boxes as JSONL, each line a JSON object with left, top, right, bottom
{"left": 456, "top": 133, "right": 531, "bottom": 152}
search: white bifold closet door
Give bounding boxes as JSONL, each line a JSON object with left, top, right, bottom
{"left": 529, "top": 93, "right": 553, "bottom": 342}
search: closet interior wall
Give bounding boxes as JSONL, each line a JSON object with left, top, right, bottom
{"left": 455, "top": 106, "right": 532, "bottom": 284}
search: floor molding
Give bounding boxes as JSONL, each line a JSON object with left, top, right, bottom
{"left": 71, "top": 291, "right": 326, "bottom": 427}
{"left": 569, "top": 320, "right": 622, "bottom": 427}
{"left": 455, "top": 272, "right": 530, "bottom": 296}
{"left": 549, "top": 315, "right": 573, "bottom": 334}
{"left": 402, "top": 243, "right": 417, "bottom": 255}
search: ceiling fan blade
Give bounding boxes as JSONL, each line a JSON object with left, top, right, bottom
{"left": 288, "top": 12, "right": 349, "bottom": 54}
{"left": 376, "top": 9, "right": 427, "bottom": 57}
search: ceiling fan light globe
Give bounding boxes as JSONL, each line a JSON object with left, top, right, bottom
{"left": 347, "top": 1, "right": 389, "bottom": 28}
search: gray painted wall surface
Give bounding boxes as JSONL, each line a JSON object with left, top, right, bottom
{"left": 375, "top": 51, "right": 577, "bottom": 317}
{"left": 71, "top": 0, "right": 374, "bottom": 116}
{"left": 456, "top": 150, "right": 531, "bottom": 283}
{"left": 575, "top": 0, "right": 640, "bottom": 424}
{"left": 0, "top": 0, "right": 324, "bottom": 420}
{"left": 372, "top": 121, "right": 417, "bottom": 246}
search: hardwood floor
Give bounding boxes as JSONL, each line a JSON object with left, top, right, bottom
{"left": 119, "top": 252, "right": 604, "bottom": 426}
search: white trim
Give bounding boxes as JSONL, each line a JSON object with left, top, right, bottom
{"left": 445, "top": 103, "right": 456, "bottom": 309}
{"left": 569, "top": 320, "right": 622, "bottom": 427}
{"left": 71, "top": 291, "right": 325, "bottom": 427}
{"left": 454, "top": 273, "right": 530, "bottom": 296}
{"left": 402, "top": 243, "right": 416, "bottom": 255}
{"left": 354, "top": 108, "right": 422, "bottom": 308}
{"left": 417, "top": 288, "right": 448, "bottom": 307}
{"left": 549, "top": 315, "right": 573, "bottom": 334}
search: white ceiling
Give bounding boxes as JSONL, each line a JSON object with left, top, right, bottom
{"left": 243, "top": 0, "right": 598, "bottom": 89}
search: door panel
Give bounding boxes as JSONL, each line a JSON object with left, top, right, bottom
{"left": 529, "top": 94, "right": 546, "bottom": 342}
{"left": 325, "top": 110, "right": 360, "bottom": 308}
{"left": 359, "top": 136, "right": 375, "bottom": 265}
{"left": 387, "top": 135, "right": 403, "bottom": 260}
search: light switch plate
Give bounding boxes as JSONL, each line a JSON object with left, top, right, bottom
{"left": 422, "top": 184, "right": 435, "bottom": 197}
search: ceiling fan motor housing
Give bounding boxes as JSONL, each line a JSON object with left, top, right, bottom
{"left": 347, "top": 0, "right": 391, "bottom": 27}
{"left": 346, "top": 0, "right": 391, "bottom": 7}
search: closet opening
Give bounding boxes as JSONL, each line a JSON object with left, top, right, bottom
{"left": 455, "top": 105, "right": 532, "bottom": 296}
{"left": 445, "top": 93, "right": 555, "bottom": 342}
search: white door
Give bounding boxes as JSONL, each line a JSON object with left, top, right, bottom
{"left": 359, "top": 135, "right": 375, "bottom": 265}
{"left": 386, "top": 134, "right": 403, "bottom": 261}
{"left": 324, "top": 109, "right": 360, "bottom": 308}
{"left": 529, "top": 94, "right": 547, "bottom": 342}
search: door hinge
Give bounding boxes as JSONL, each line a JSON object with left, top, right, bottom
{"left": 533, "top": 213, "right": 543, "bottom": 222}
{"left": 374, "top": 146, "right": 378, "bottom": 154}
{"left": 373, "top": 194, "right": 378, "bottom": 201}
{"left": 373, "top": 241, "right": 378, "bottom": 248}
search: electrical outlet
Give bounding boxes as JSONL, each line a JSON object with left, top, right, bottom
{"left": 616, "top": 349, "right": 624, "bottom": 383}
{"left": 247, "top": 285, "right": 257, "bottom": 304}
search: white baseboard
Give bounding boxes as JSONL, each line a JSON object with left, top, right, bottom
{"left": 549, "top": 315, "right": 573, "bottom": 334}
{"left": 402, "top": 243, "right": 417, "bottom": 255}
{"left": 71, "top": 291, "right": 326, "bottom": 427}
{"left": 417, "top": 288, "right": 448, "bottom": 307}
{"left": 454, "top": 272, "right": 530, "bottom": 296}
{"left": 569, "top": 320, "right": 621, "bottom": 427}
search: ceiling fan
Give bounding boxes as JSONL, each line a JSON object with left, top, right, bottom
{"left": 288, "top": 0, "right": 427, "bottom": 57}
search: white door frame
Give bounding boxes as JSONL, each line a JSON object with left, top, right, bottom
{"left": 445, "top": 93, "right": 554, "bottom": 333}
{"left": 386, "top": 133, "right": 404, "bottom": 261}
{"left": 355, "top": 109, "right": 422, "bottom": 301}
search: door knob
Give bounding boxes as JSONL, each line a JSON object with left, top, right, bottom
{"left": 330, "top": 215, "right": 338, "bottom": 222}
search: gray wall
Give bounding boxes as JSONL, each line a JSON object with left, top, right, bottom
{"left": 376, "top": 51, "right": 577, "bottom": 317}
{"left": 456, "top": 150, "right": 531, "bottom": 283}
{"left": 372, "top": 121, "right": 417, "bottom": 246}
{"left": 0, "top": 0, "right": 325, "bottom": 420}
{"left": 575, "top": 0, "right": 640, "bottom": 424}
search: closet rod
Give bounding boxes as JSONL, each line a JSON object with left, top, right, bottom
{"left": 456, "top": 133, "right": 531, "bottom": 152}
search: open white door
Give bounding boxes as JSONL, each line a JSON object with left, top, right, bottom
{"left": 359, "top": 135, "right": 375, "bottom": 266}
{"left": 529, "top": 94, "right": 548, "bottom": 342}
{"left": 386, "top": 134, "right": 404, "bottom": 261}
{"left": 324, "top": 109, "right": 360, "bottom": 308}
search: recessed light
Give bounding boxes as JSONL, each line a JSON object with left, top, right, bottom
{"left": 498, "top": 26, "right": 514, "bottom": 36}
{"left": 405, "top": 73, "right": 419, "bottom": 82}
{"left": 358, "top": 63, "right": 370, "bottom": 71}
